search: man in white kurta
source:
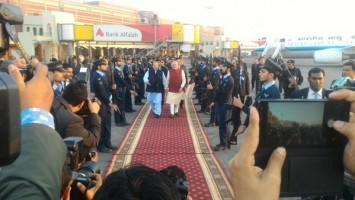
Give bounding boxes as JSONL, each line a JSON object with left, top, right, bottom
{"left": 143, "top": 60, "right": 167, "bottom": 118}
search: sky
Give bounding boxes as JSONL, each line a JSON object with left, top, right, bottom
{"left": 100, "top": 0, "right": 355, "bottom": 41}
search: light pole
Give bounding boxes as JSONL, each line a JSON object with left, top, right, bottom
{"left": 153, "top": 14, "right": 158, "bottom": 49}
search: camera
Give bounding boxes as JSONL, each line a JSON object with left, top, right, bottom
{"left": 64, "top": 137, "right": 85, "bottom": 170}
{"left": 0, "top": 3, "right": 24, "bottom": 167}
{"left": 72, "top": 161, "right": 101, "bottom": 188}
{"left": 256, "top": 99, "right": 350, "bottom": 197}
{"left": 63, "top": 137, "right": 100, "bottom": 200}
{"left": 0, "top": 72, "right": 20, "bottom": 166}
{"left": 75, "top": 97, "right": 101, "bottom": 117}
{"left": 70, "top": 161, "right": 100, "bottom": 200}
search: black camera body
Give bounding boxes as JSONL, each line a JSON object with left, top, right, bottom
{"left": 0, "top": 3, "right": 25, "bottom": 167}
{"left": 256, "top": 99, "right": 350, "bottom": 197}
{"left": 0, "top": 72, "right": 20, "bottom": 166}
{"left": 64, "top": 137, "right": 85, "bottom": 171}
{"left": 73, "top": 161, "right": 101, "bottom": 188}
{"left": 75, "top": 97, "right": 101, "bottom": 117}
{"left": 70, "top": 161, "right": 100, "bottom": 200}
{"left": 64, "top": 137, "right": 100, "bottom": 200}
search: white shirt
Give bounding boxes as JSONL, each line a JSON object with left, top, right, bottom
{"left": 307, "top": 88, "right": 323, "bottom": 99}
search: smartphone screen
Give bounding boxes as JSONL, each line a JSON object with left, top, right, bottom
{"left": 257, "top": 100, "right": 349, "bottom": 196}
{"left": 258, "top": 100, "right": 349, "bottom": 148}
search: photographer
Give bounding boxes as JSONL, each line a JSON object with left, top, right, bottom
{"left": 0, "top": 64, "right": 66, "bottom": 199}
{"left": 331, "top": 60, "right": 355, "bottom": 89}
{"left": 51, "top": 80, "right": 101, "bottom": 149}
{"left": 228, "top": 89, "right": 355, "bottom": 200}
{"left": 52, "top": 64, "right": 66, "bottom": 96}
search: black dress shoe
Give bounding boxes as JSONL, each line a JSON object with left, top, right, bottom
{"left": 204, "top": 122, "right": 215, "bottom": 127}
{"left": 154, "top": 114, "right": 160, "bottom": 119}
{"left": 213, "top": 145, "right": 226, "bottom": 152}
{"left": 116, "top": 122, "right": 130, "bottom": 127}
{"left": 98, "top": 147, "right": 112, "bottom": 153}
{"left": 107, "top": 145, "right": 118, "bottom": 150}
{"left": 174, "top": 113, "right": 179, "bottom": 117}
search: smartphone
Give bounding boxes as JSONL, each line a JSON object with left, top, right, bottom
{"left": 256, "top": 99, "right": 350, "bottom": 197}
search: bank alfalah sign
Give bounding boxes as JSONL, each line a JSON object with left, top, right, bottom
{"left": 94, "top": 25, "right": 142, "bottom": 42}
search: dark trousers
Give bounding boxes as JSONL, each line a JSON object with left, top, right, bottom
{"left": 279, "top": 81, "right": 284, "bottom": 94}
{"left": 200, "top": 98, "right": 208, "bottom": 112}
{"left": 232, "top": 96, "right": 244, "bottom": 134}
{"left": 138, "top": 78, "right": 145, "bottom": 99}
{"left": 208, "top": 104, "right": 218, "bottom": 125}
{"left": 252, "top": 77, "right": 260, "bottom": 91}
{"left": 134, "top": 93, "right": 141, "bottom": 104}
{"left": 134, "top": 81, "right": 143, "bottom": 104}
{"left": 98, "top": 104, "right": 112, "bottom": 149}
{"left": 114, "top": 97, "right": 127, "bottom": 124}
{"left": 284, "top": 87, "right": 297, "bottom": 98}
{"left": 125, "top": 87, "right": 133, "bottom": 111}
{"left": 217, "top": 103, "right": 232, "bottom": 147}
{"left": 251, "top": 77, "right": 256, "bottom": 90}
{"left": 161, "top": 91, "right": 165, "bottom": 108}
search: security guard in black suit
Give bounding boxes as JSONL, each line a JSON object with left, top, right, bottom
{"left": 123, "top": 57, "right": 136, "bottom": 112}
{"left": 112, "top": 57, "right": 129, "bottom": 127}
{"left": 135, "top": 59, "right": 146, "bottom": 105}
{"left": 213, "top": 61, "right": 234, "bottom": 151}
{"left": 231, "top": 58, "right": 281, "bottom": 144}
{"left": 197, "top": 57, "right": 209, "bottom": 109}
{"left": 231, "top": 61, "right": 250, "bottom": 137}
{"left": 92, "top": 59, "right": 118, "bottom": 153}
{"left": 205, "top": 57, "right": 221, "bottom": 127}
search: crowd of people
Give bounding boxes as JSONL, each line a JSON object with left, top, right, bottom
{"left": 0, "top": 50, "right": 354, "bottom": 200}
{"left": 42, "top": 55, "right": 189, "bottom": 153}
{"left": 191, "top": 56, "right": 355, "bottom": 152}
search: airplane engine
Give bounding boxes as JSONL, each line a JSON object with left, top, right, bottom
{"left": 313, "top": 49, "right": 343, "bottom": 64}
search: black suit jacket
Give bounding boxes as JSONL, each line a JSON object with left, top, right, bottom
{"left": 232, "top": 69, "right": 250, "bottom": 97}
{"left": 215, "top": 75, "right": 234, "bottom": 105}
{"left": 51, "top": 96, "right": 101, "bottom": 148}
{"left": 290, "top": 88, "right": 330, "bottom": 99}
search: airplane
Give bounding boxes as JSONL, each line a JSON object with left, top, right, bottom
{"left": 254, "top": 35, "right": 355, "bottom": 64}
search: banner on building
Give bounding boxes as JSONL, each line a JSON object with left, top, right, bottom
{"left": 224, "top": 41, "right": 231, "bottom": 49}
{"left": 75, "top": 25, "right": 94, "bottom": 41}
{"left": 224, "top": 41, "right": 240, "bottom": 49}
{"left": 172, "top": 24, "right": 184, "bottom": 42}
{"left": 94, "top": 25, "right": 142, "bottom": 42}
{"left": 58, "top": 24, "right": 75, "bottom": 41}
{"left": 183, "top": 25, "right": 194, "bottom": 43}
{"left": 194, "top": 25, "right": 200, "bottom": 44}
{"left": 130, "top": 25, "right": 172, "bottom": 42}
{"left": 230, "top": 41, "right": 240, "bottom": 49}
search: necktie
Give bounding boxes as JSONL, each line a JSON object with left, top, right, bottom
{"left": 313, "top": 92, "right": 320, "bottom": 99}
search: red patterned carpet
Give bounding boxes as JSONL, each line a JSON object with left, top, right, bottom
{"left": 106, "top": 86, "right": 233, "bottom": 200}
{"left": 133, "top": 108, "right": 212, "bottom": 200}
